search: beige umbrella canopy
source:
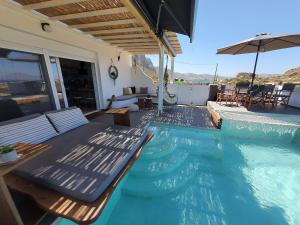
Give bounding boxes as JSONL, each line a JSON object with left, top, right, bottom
{"left": 217, "top": 33, "right": 300, "bottom": 86}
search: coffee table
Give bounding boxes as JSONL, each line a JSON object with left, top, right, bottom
{"left": 105, "top": 108, "right": 130, "bottom": 126}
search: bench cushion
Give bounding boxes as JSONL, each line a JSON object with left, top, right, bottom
{"left": 14, "top": 122, "right": 147, "bottom": 202}
{"left": 0, "top": 115, "right": 58, "bottom": 146}
{"left": 108, "top": 94, "right": 156, "bottom": 102}
{"left": 46, "top": 107, "right": 89, "bottom": 134}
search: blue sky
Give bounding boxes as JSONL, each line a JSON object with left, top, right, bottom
{"left": 149, "top": 0, "right": 300, "bottom": 77}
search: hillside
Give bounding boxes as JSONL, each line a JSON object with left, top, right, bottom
{"left": 219, "top": 67, "right": 300, "bottom": 85}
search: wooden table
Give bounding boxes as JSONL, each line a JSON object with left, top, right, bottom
{"left": 145, "top": 97, "right": 153, "bottom": 109}
{"left": 105, "top": 108, "right": 130, "bottom": 126}
{"left": 0, "top": 143, "right": 49, "bottom": 225}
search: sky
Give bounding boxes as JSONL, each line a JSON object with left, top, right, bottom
{"left": 149, "top": 0, "right": 300, "bottom": 77}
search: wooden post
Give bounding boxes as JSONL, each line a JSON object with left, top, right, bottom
{"left": 0, "top": 177, "right": 23, "bottom": 225}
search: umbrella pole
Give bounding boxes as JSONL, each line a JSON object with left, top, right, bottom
{"left": 250, "top": 40, "right": 262, "bottom": 87}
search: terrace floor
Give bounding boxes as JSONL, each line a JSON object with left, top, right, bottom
{"left": 208, "top": 101, "right": 300, "bottom": 126}
{"left": 93, "top": 105, "right": 215, "bottom": 129}
{"left": 209, "top": 101, "right": 300, "bottom": 115}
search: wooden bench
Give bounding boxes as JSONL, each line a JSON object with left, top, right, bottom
{"left": 105, "top": 108, "right": 130, "bottom": 126}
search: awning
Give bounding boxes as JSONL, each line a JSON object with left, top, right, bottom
{"left": 11, "top": 0, "right": 183, "bottom": 56}
{"left": 131, "top": 0, "right": 198, "bottom": 42}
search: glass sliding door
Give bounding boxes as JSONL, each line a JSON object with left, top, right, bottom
{"left": 0, "top": 48, "right": 54, "bottom": 121}
{"left": 59, "top": 58, "right": 97, "bottom": 113}
{"left": 50, "top": 57, "right": 68, "bottom": 109}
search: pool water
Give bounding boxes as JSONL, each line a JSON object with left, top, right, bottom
{"left": 59, "top": 122, "right": 300, "bottom": 225}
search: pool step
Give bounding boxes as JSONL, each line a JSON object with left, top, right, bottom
{"left": 122, "top": 159, "right": 199, "bottom": 197}
{"left": 140, "top": 142, "right": 178, "bottom": 160}
{"left": 130, "top": 147, "right": 189, "bottom": 177}
{"left": 145, "top": 135, "right": 169, "bottom": 147}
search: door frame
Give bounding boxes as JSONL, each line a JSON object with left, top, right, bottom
{"left": 49, "top": 57, "right": 69, "bottom": 108}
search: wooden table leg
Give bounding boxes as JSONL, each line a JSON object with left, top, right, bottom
{"left": 0, "top": 176, "right": 24, "bottom": 225}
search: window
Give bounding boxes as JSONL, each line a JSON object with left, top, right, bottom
{"left": 0, "top": 48, "right": 53, "bottom": 121}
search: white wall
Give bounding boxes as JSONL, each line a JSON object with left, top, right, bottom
{"left": 169, "top": 84, "right": 209, "bottom": 105}
{"left": 0, "top": 1, "right": 134, "bottom": 109}
{"left": 130, "top": 67, "right": 156, "bottom": 94}
{"left": 289, "top": 86, "right": 300, "bottom": 108}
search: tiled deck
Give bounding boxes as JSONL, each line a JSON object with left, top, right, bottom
{"left": 207, "top": 101, "right": 300, "bottom": 126}
{"left": 93, "top": 105, "right": 215, "bottom": 129}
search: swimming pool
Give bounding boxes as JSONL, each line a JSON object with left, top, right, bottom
{"left": 59, "top": 121, "right": 300, "bottom": 225}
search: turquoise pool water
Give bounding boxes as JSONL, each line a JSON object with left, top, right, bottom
{"left": 59, "top": 122, "right": 300, "bottom": 225}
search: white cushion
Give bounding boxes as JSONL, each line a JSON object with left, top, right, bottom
{"left": 0, "top": 115, "right": 58, "bottom": 146}
{"left": 128, "top": 104, "right": 139, "bottom": 111}
{"left": 46, "top": 108, "right": 89, "bottom": 134}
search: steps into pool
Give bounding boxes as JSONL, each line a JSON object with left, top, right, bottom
{"left": 130, "top": 146, "right": 189, "bottom": 177}
{"left": 122, "top": 158, "right": 199, "bottom": 197}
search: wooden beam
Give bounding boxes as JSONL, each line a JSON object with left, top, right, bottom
{"left": 107, "top": 38, "right": 154, "bottom": 44}
{"left": 126, "top": 49, "right": 159, "bottom": 52}
{"left": 120, "top": 0, "right": 173, "bottom": 56}
{"left": 129, "top": 51, "right": 159, "bottom": 55}
{"left": 167, "top": 37, "right": 178, "bottom": 41}
{"left": 124, "top": 48, "right": 159, "bottom": 51}
{"left": 123, "top": 45, "right": 159, "bottom": 49}
{"left": 87, "top": 27, "right": 145, "bottom": 35}
{"left": 50, "top": 7, "right": 128, "bottom": 21}
{"left": 23, "top": 0, "right": 85, "bottom": 10}
{"left": 114, "top": 43, "right": 158, "bottom": 47}
{"left": 98, "top": 33, "right": 150, "bottom": 40}
{"left": 69, "top": 19, "right": 138, "bottom": 28}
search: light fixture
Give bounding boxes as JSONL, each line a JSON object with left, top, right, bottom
{"left": 41, "top": 22, "right": 52, "bottom": 33}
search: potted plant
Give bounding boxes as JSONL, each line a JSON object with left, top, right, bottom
{"left": 0, "top": 145, "right": 18, "bottom": 164}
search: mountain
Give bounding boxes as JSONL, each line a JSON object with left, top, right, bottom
{"left": 219, "top": 67, "right": 300, "bottom": 85}
{"left": 172, "top": 71, "right": 227, "bottom": 83}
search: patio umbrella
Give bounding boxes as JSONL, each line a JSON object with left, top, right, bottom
{"left": 217, "top": 33, "right": 300, "bottom": 87}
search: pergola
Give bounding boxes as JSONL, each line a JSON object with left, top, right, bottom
{"left": 12, "top": 0, "right": 196, "bottom": 115}
{"left": 12, "top": 0, "right": 182, "bottom": 55}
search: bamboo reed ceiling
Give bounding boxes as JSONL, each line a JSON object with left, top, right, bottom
{"left": 14, "top": 0, "right": 182, "bottom": 54}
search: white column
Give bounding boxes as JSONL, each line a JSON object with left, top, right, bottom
{"left": 170, "top": 56, "right": 175, "bottom": 83}
{"left": 158, "top": 44, "right": 164, "bottom": 115}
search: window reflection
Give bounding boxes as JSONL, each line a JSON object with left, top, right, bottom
{"left": 0, "top": 48, "right": 53, "bottom": 121}
{"left": 50, "top": 57, "right": 66, "bottom": 108}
